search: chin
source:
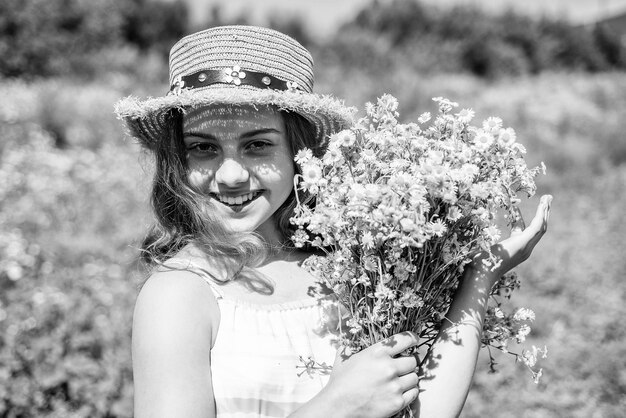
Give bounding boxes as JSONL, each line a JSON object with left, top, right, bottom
{"left": 224, "top": 220, "right": 261, "bottom": 234}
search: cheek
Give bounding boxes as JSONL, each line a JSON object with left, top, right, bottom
{"left": 188, "top": 169, "right": 212, "bottom": 188}
{"left": 277, "top": 150, "right": 296, "bottom": 180}
{"left": 253, "top": 151, "right": 295, "bottom": 182}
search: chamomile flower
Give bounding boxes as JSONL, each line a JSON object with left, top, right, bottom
{"left": 498, "top": 128, "right": 517, "bottom": 146}
{"left": 336, "top": 130, "right": 357, "bottom": 147}
{"left": 361, "top": 148, "right": 377, "bottom": 161}
{"left": 300, "top": 162, "right": 323, "bottom": 192}
{"left": 473, "top": 129, "right": 495, "bottom": 150}
{"left": 294, "top": 149, "right": 313, "bottom": 164}
{"left": 427, "top": 219, "right": 447, "bottom": 237}
{"left": 322, "top": 144, "right": 344, "bottom": 165}
{"left": 483, "top": 116, "right": 503, "bottom": 132}
{"left": 361, "top": 231, "right": 375, "bottom": 250}
{"left": 457, "top": 108, "right": 475, "bottom": 123}
{"left": 378, "top": 94, "right": 399, "bottom": 113}
{"left": 461, "top": 163, "right": 479, "bottom": 180}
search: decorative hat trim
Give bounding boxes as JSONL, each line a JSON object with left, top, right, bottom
{"left": 169, "top": 67, "right": 302, "bottom": 96}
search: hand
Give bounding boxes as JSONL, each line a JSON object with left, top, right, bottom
{"left": 321, "top": 332, "right": 420, "bottom": 418}
{"left": 474, "top": 194, "right": 552, "bottom": 278}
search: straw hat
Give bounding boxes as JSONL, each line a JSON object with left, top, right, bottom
{"left": 115, "top": 25, "right": 355, "bottom": 149}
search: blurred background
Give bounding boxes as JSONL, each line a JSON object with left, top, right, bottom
{"left": 1, "top": 0, "right": 625, "bottom": 416}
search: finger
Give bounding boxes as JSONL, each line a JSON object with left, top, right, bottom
{"left": 394, "top": 354, "right": 418, "bottom": 375}
{"left": 506, "top": 196, "right": 551, "bottom": 260}
{"left": 401, "top": 387, "right": 419, "bottom": 409}
{"left": 526, "top": 194, "right": 552, "bottom": 236}
{"left": 543, "top": 194, "right": 553, "bottom": 224}
{"left": 398, "top": 371, "right": 419, "bottom": 391}
{"left": 379, "top": 331, "right": 419, "bottom": 357}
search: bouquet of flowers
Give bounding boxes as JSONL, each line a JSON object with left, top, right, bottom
{"left": 291, "top": 95, "right": 547, "bottom": 387}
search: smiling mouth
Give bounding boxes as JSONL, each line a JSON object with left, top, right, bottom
{"left": 211, "top": 191, "right": 263, "bottom": 209}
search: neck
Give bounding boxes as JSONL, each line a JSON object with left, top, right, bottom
{"left": 255, "top": 218, "right": 286, "bottom": 249}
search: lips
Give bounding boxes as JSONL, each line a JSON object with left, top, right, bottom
{"left": 211, "top": 191, "right": 263, "bottom": 208}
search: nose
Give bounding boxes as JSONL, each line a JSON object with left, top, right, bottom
{"left": 215, "top": 158, "right": 249, "bottom": 187}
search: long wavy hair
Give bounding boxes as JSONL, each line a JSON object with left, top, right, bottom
{"left": 140, "top": 105, "right": 322, "bottom": 274}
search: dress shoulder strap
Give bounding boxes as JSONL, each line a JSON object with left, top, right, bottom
{"left": 158, "top": 258, "right": 225, "bottom": 299}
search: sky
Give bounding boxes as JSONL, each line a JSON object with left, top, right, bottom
{"left": 182, "top": 0, "right": 626, "bottom": 40}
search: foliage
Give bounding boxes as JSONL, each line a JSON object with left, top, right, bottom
{"left": 0, "top": 0, "right": 187, "bottom": 78}
{"left": 122, "top": 0, "right": 189, "bottom": 58}
{"left": 332, "top": 0, "right": 626, "bottom": 78}
{"left": 1, "top": 63, "right": 625, "bottom": 418}
{"left": 0, "top": 80, "right": 148, "bottom": 416}
{"left": 0, "top": 241, "right": 136, "bottom": 417}
{"left": 3, "top": 0, "right": 624, "bottom": 81}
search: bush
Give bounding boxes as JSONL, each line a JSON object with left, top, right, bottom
{"left": 0, "top": 0, "right": 123, "bottom": 78}
{"left": 0, "top": 0, "right": 187, "bottom": 79}
{"left": 334, "top": 0, "right": 626, "bottom": 78}
{"left": 462, "top": 36, "right": 530, "bottom": 78}
{"left": 0, "top": 80, "right": 148, "bottom": 416}
{"left": 2, "top": 65, "right": 626, "bottom": 417}
{"left": 0, "top": 244, "right": 137, "bottom": 417}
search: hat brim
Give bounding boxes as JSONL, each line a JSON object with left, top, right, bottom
{"left": 114, "top": 87, "right": 356, "bottom": 150}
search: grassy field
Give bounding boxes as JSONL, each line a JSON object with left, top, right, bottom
{"left": 1, "top": 71, "right": 625, "bottom": 417}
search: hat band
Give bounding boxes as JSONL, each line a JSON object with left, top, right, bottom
{"left": 169, "top": 66, "right": 301, "bottom": 95}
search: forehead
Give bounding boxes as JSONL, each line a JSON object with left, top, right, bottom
{"left": 182, "top": 105, "right": 283, "bottom": 133}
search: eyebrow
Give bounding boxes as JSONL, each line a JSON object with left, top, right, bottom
{"left": 183, "top": 128, "right": 282, "bottom": 140}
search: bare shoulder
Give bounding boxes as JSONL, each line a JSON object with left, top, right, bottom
{"left": 133, "top": 268, "right": 219, "bottom": 347}
{"left": 132, "top": 269, "right": 219, "bottom": 417}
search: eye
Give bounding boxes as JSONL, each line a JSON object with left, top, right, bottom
{"left": 246, "top": 140, "right": 272, "bottom": 152}
{"left": 187, "top": 142, "right": 218, "bottom": 156}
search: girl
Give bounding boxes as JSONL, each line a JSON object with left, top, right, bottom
{"left": 116, "top": 25, "right": 551, "bottom": 418}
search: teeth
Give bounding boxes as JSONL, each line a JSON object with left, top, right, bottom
{"left": 216, "top": 191, "right": 259, "bottom": 206}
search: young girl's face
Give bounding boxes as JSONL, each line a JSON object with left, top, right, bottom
{"left": 182, "top": 105, "right": 294, "bottom": 244}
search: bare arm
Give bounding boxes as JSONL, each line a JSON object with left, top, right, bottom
{"left": 414, "top": 195, "right": 552, "bottom": 417}
{"left": 132, "top": 270, "right": 220, "bottom": 418}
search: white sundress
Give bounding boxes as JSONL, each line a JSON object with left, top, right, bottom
{"left": 162, "top": 258, "right": 340, "bottom": 418}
